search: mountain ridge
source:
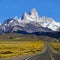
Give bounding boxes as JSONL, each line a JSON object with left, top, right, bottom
{"left": 0, "top": 8, "right": 60, "bottom": 34}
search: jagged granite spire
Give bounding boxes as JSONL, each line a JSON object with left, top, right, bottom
{"left": 30, "top": 8, "right": 39, "bottom": 20}
{"left": 0, "top": 8, "right": 60, "bottom": 33}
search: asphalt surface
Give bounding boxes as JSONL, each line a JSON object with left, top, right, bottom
{"left": 24, "top": 43, "right": 60, "bottom": 60}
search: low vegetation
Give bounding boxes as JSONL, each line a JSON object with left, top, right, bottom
{"left": 0, "top": 33, "right": 59, "bottom": 58}
{"left": 50, "top": 42, "right": 60, "bottom": 53}
{"left": 0, "top": 41, "right": 45, "bottom": 58}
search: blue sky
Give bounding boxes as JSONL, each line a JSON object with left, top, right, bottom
{"left": 0, "top": 0, "right": 60, "bottom": 23}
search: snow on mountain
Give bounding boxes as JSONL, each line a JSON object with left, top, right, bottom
{"left": 21, "top": 8, "right": 60, "bottom": 31}
{"left": 38, "top": 17, "right": 60, "bottom": 31}
{"left": 55, "top": 22, "right": 60, "bottom": 26}
{"left": 0, "top": 8, "right": 60, "bottom": 33}
{"left": 30, "top": 8, "right": 39, "bottom": 20}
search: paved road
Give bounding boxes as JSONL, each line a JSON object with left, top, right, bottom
{"left": 24, "top": 43, "right": 60, "bottom": 60}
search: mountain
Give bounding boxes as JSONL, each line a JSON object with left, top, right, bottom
{"left": 0, "top": 8, "right": 60, "bottom": 34}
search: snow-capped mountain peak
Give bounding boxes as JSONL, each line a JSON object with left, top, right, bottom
{"left": 0, "top": 8, "right": 60, "bottom": 34}
{"left": 30, "top": 8, "right": 39, "bottom": 20}
{"left": 14, "top": 16, "right": 19, "bottom": 20}
{"left": 23, "top": 12, "right": 29, "bottom": 20}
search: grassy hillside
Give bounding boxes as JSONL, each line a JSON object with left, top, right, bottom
{"left": 0, "top": 33, "right": 59, "bottom": 42}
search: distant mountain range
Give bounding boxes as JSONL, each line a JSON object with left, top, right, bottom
{"left": 0, "top": 8, "right": 60, "bottom": 38}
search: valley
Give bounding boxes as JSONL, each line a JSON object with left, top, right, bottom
{"left": 0, "top": 33, "right": 60, "bottom": 60}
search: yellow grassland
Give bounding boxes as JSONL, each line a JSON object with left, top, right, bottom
{"left": 50, "top": 42, "right": 60, "bottom": 53}
{"left": 0, "top": 41, "right": 45, "bottom": 58}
